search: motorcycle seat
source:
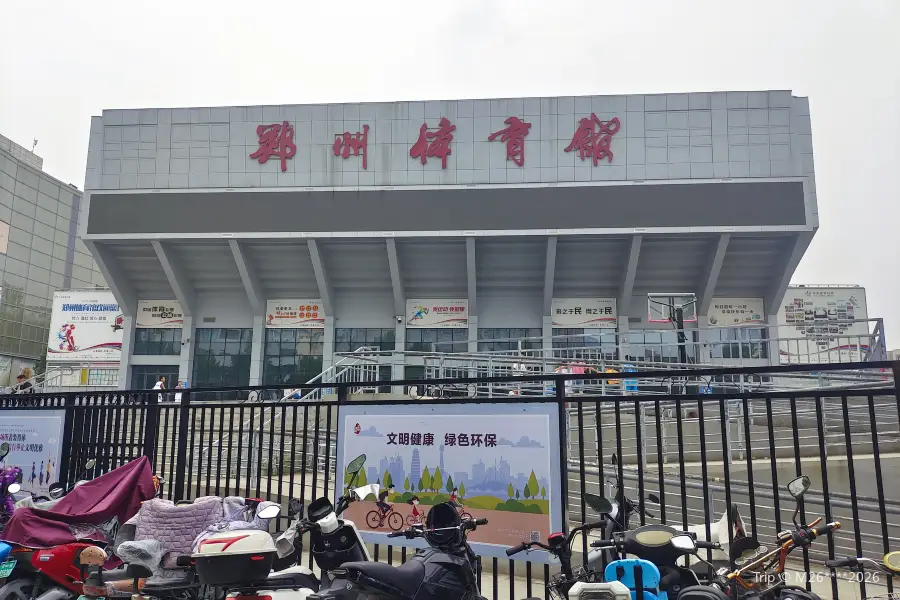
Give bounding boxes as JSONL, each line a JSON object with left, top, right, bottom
{"left": 264, "top": 565, "right": 320, "bottom": 589}
{"left": 342, "top": 560, "right": 426, "bottom": 597}
{"left": 140, "top": 572, "right": 196, "bottom": 592}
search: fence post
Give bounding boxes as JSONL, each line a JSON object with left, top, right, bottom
{"left": 142, "top": 392, "right": 160, "bottom": 463}
{"left": 555, "top": 374, "right": 569, "bottom": 531}
{"left": 58, "top": 393, "right": 77, "bottom": 488}
{"left": 172, "top": 390, "right": 192, "bottom": 502}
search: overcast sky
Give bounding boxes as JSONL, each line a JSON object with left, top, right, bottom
{"left": 2, "top": 0, "right": 898, "bottom": 344}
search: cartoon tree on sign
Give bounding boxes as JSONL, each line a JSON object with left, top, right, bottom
{"left": 541, "top": 485, "right": 546, "bottom": 499}
{"left": 515, "top": 489, "right": 520, "bottom": 500}
{"left": 524, "top": 483, "right": 532, "bottom": 499}
{"left": 421, "top": 467, "right": 432, "bottom": 493}
{"left": 446, "top": 475, "right": 455, "bottom": 494}
{"left": 404, "top": 476, "right": 410, "bottom": 492}
{"left": 382, "top": 470, "right": 393, "bottom": 490}
{"left": 432, "top": 467, "right": 443, "bottom": 494}
{"left": 459, "top": 482, "right": 466, "bottom": 498}
{"left": 345, "top": 467, "right": 367, "bottom": 487}
{"left": 507, "top": 483, "right": 514, "bottom": 499}
{"left": 527, "top": 471, "right": 540, "bottom": 500}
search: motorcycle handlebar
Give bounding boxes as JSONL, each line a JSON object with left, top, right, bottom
{"left": 506, "top": 543, "right": 527, "bottom": 557}
{"left": 696, "top": 541, "right": 721, "bottom": 550}
{"left": 815, "top": 521, "right": 841, "bottom": 537}
{"left": 825, "top": 557, "right": 859, "bottom": 569}
{"left": 590, "top": 539, "right": 616, "bottom": 548}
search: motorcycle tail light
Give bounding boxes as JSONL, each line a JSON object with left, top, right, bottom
{"left": 82, "top": 584, "right": 107, "bottom": 597}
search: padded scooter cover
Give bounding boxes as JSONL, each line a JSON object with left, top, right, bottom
{"left": 677, "top": 586, "right": 729, "bottom": 600}
{"left": 604, "top": 558, "right": 664, "bottom": 600}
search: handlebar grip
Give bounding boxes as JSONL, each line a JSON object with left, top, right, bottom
{"left": 475, "top": 518, "right": 488, "bottom": 526}
{"left": 817, "top": 521, "right": 841, "bottom": 536}
{"left": 590, "top": 540, "right": 615, "bottom": 548}
{"left": 644, "top": 510, "right": 654, "bottom": 519}
{"left": 506, "top": 543, "right": 527, "bottom": 557}
{"left": 696, "top": 541, "right": 721, "bottom": 550}
{"left": 825, "top": 557, "right": 859, "bottom": 569}
{"left": 386, "top": 531, "right": 405, "bottom": 538}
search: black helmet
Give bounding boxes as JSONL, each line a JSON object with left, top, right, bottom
{"left": 676, "top": 586, "right": 729, "bottom": 600}
{"left": 424, "top": 502, "right": 462, "bottom": 549}
{"left": 779, "top": 587, "right": 822, "bottom": 600}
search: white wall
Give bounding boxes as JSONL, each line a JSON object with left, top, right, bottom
{"left": 194, "top": 294, "right": 253, "bottom": 329}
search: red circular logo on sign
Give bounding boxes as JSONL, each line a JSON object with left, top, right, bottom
{"left": 354, "top": 423, "right": 361, "bottom": 435}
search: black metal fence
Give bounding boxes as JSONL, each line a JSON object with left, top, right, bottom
{"left": 2, "top": 361, "right": 899, "bottom": 600}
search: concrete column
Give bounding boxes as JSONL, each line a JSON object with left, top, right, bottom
{"left": 178, "top": 316, "right": 195, "bottom": 385}
{"left": 393, "top": 322, "right": 405, "bottom": 392}
{"left": 542, "top": 315, "right": 553, "bottom": 364}
{"left": 467, "top": 315, "right": 478, "bottom": 353}
{"left": 617, "top": 316, "right": 631, "bottom": 361}
{"left": 766, "top": 314, "right": 781, "bottom": 366}
{"left": 695, "top": 315, "right": 714, "bottom": 364}
{"left": 117, "top": 315, "right": 135, "bottom": 389}
{"left": 249, "top": 315, "right": 265, "bottom": 386}
{"left": 322, "top": 317, "right": 335, "bottom": 374}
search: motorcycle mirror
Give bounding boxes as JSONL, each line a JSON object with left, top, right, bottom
{"left": 883, "top": 551, "right": 900, "bottom": 575}
{"left": 85, "top": 459, "right": 97, "bottom": 470}
{"left": 0, "top": 442, "right": 8, "bottom": 459}
{"left": 584, "top": 493, "right": 614, "bottom": 515}
{"left": 288, "top": 498, "right": 304, "bottom": 519}
{"left": 670, "top": 535, "right": 697, "bottom": 553}
{"left": 787, "top": 475, "right": 811, "bottom": 499}
{"left": 346, "top": 454, "right": 366, "bottom": 475}
{"left": 648, "top": 493, "right": 660, "bottom": 504}
{"left": 48, "top": 482, "right": 64, "bottom": 499}
{"left": 7, "top": 483, "right": 21, "bottom": 494}
{"left": 258, "top": 505, "right": 281, "bottom": 520}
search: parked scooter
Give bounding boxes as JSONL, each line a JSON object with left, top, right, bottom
{"left": 506, "top": 496, "right": 631, "bottom": 600}
{"left": 678, "top": 475, "right": 840, "bottom": 600}
{"left": 0, "top": 444, "right": 23, "bottom": 529}
{"left": 13, "top": 460, "right": 99, "bottom": 512}
{"left": 311, "top": 502, "right": 488, "bottom": 600}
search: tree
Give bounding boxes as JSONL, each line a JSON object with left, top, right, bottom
{"left": 382, "top": 470, "right": 393, "bottom": 490}
{"left": 421, "top": 467, "right": 432, "bottom": 492}
{"left": 527, "top": 471, "right": 540, "bottom": 501}
{"left": 523, "top": 483, "right": 532, "bottom": 499}
{"left": 432, "top": 467, "right": 443, "bottom": 493}
{"left": 459, "top": 482, "right": 466, "bottom": 498}
{"left": 540, "top": 486, "right": 546, "bottom": 500}
{"left": 404, "top": 476, "right": 410, "bottom": 492}
{"left": 507, "top": 483, "right": 514, "bottom": 499}
{"left": 346, "top": 467, "right": 367, "bottom": 488}
{"left": 515, "top": 489, "right": 520, "bottom": 500}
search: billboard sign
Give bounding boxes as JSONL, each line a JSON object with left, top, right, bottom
{"left": 47, "top": 290, "right": 123, "bottom": 362}
{"left": 336, "top": 403, "right": 563, "bottom": 563}
{"left": 405, "top": 299, "right": 468, "bottom": 329}
{"left": 551, "top": 298, "right": 617, "bottom": 328}
{"left": 0, "top": 410, "right": 65, "bottom": 496}
{"left": 708, "top": 298, "right": 765, "bottom": 326}
{"left": 137, "top": 300, "right": 184, "bottom": 329}
{"left": 265, "top": 299, "right": 325, "bottom": 328}
{"left": 778, "top": 286, "right": 869, "bottom": 363}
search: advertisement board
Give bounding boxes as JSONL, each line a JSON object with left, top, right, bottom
{"left": 708, "top": 298, "right": 765, "bottom": 326}
{"left": 137, "top": 300, "right": 184, "bottom": 329}
{"left": 405, "top": 299, "right": 468, "bottom": 329}
{"left": 336, "top": 403, "right": 563, "bottom": 563}
{"left": 551, "top": 298, "right": 617, "bottom": 328}
{"left": 47, "top": 290, "right": 123, "bottom": 362}
{"left": 265, "top": 299, "right": 325, "bottom": 328}
{"left": 778, "top": 286, "right": 870, "bottom": 363}
{"left": 0, "top": 410, "right": 65, "bottom": 495}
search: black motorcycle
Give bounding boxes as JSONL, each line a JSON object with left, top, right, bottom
{"left": 309, "top": 502, "right": 487, "bottom": 600}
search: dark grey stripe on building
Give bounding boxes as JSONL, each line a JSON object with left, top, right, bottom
{"left": 65, "top": 188, "right": 81, "bottom": 288}
{"left": 87, "top": 181, "right": 807, "bottom": 235}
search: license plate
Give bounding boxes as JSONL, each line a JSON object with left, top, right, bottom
{"left": 0, "top": 560, "right": 16, "bottom": 578}
{"left": 77, "top": 596, "right": 104, "bottom": 600}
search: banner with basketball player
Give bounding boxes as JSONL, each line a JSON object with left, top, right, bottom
{"left": 47, "top": 290, "right": 123, "bottom": 362}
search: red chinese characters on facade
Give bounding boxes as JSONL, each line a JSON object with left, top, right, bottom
{"left": 409, "top": 117, "right": 456, "bottom": 169}
{"left": 333, "top": 125, "right": 369, "bottom": 170}
{"left": 488, "top": 116, "right": 532, "bottom": 167}
{"left": 564, "top": 114, "right": 621, "bottom": 166}
{"left": 249, "top": 121, "right": 297, "bottom": 172}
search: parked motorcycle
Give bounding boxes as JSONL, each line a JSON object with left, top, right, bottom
{"left": 310, "top": 502, "right": 488, "bottom": 600}
{"left": 0, "top": 444, "right": 23, "bottom": 529}
{"left": 678, "top": 475, "right": 840, "bottom": 600}
{"left": 506, "top": 495, "right": 630, "bottom": 599}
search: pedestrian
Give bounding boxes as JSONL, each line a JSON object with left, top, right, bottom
{"left": 39, "top": 461, "right": 44, "bottom": 486}
{"left": 30, "top": 462, "right": 36, "bottom": 487}
{"left": 152, "top": 376, "right": 166, "bottom": 402}
{"left": 13, "top": 375, "right": 33, "bottom": 394}
{"left": 174, "top": 380, "right": 184, "bottom": 403}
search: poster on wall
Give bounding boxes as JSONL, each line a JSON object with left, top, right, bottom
{"left": 405, "top": 299, "right": 468, "bottom": 328}
{"left": 708, "top": 298, "right": 765, "bottom": 326}
{"left": 137, "top": 300, "right": 184, "bottom": 328}
{"left": 265, "top": 299, "right": 325, "bottom": 328}
{"left": 778, "top": 286, "right": 869, "bottom": 363}
{"left": 551, "top": 298, "right": 617, "bottom": 328}
{"left": 47, "top": 290, "right": 123, "bottom": 362}
{"left": 336, "top": 403, "right": 563, "bottom": 563}
{"left": 0, "top": 410, "right": 65, "bottom": 495}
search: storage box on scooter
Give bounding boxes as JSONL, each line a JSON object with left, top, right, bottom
{"left": 193, "top": 530, "right": 276, "bottom": 586}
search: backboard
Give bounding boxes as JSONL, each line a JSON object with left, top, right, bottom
{"left": 648, "top": 293, "right": 698, "bottom": 323}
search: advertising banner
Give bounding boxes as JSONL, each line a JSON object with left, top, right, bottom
{"left": 265, "top": 299, "right": 325, "bottom": 328}
{"left": 708, "top": 298, "right": 765, "bottom": 326}
{"left": 336, "top": 403, "right": 563, "bottom": 563}
{"left": 778, "top": 286, "right": 870, "bottom": 363}
{"left": 47, "top": 290, "right": 122, "bottom": 362}
{"left": 551, "top": 298, "right": 617, "bottom": 328}
{"left": 405, "top": 299, "right": 468, "bottom": 329}
{"left": 137, "top": 300, "right": 184, "bottom": 329}
{"left": 0, "top": 410, "right": 65, "bottom": 495}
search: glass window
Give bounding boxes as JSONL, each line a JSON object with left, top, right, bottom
{"left": 192, "top": 328, "right": 252, "bottom": 393}
{"left": 405, "top": 328, "right": 468, "bottom": 352}
{"left": 552, "top": 328, "right": 618, "bottom": 360}
{"left": 131, "top": 365, "right": 180, "bottom": 392}
{"left": 477, "top": 328, "right": 542, "bottom": 352}
{"left": 133, "top": 327, "right": 185, "bottom": 356}
{"left": 262, "top": 328, "right": 325, "bottom": 386}
{"left": 334, "top": 328, "right": 395, "bottom": 354}
{"left": 709, "top": 327, "right": 769, "bottom": 359}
